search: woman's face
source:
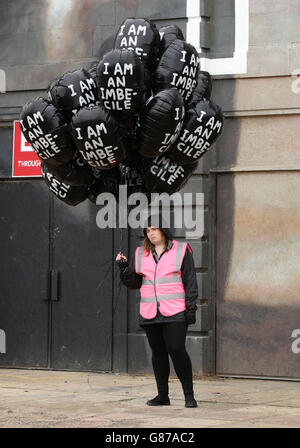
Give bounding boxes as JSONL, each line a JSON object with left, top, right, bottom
{"left": 146, "top": 227, "right": 166, "bottom": 246}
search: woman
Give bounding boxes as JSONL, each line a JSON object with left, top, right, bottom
{"left": 115, "top": 213, "right": 198, "bottom": 408}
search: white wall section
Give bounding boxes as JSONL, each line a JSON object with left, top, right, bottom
{"left": 186, "top": 0, "right": 249, "bottom": 75}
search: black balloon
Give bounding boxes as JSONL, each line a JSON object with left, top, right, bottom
{"left": 137, "top": 88, "right": 185, "bottom": 159}
{"left": 114, "top": 18, "right": 160, "bottom": 96}
{"left": 19, "top": 16, "right": 226, "bottom": 204}
{"left": 88, "top": 166, "right": 120, "bottom": 204}
{"left": 154, "top": 39, "right": 200, "bottom": 102}
{"left": 48, "top": 68, "right": 99, "bottom": 122}
{"left": 71, "top": 104, "right": 128, "bottom": 170}
{"left": 41, "top": 162, "right": 90, "bottom": 206}
{"left": 118, "top": 129, "right": 147, "bottom": 196}
{"left": 97, "top": 49, "right": 145, "bottom": 116}
{"left": 118, "top": 150, "right": 147, "bottom": 197}
{"left": 141, "top": 153, "right": 198, "bottom": 194}
{"left": 88, "top": 62, "right": 99, "bottom": 89}
{"left": 170, "top": 99, "right": 224, "bottom": 165}
{"left": 44, "top": 152, "right": 94, "bottom": 186}
{"left": 19, "top": 97, "right": 75, "bottom": 166}
{"left": 118, "top": 162, "right": 144, "bottom": 194}
{"left": 114, "top": 18, "right": 160, "bottom": 72}
{"left": 159, "top": 25, "right": 184, "bottom": 57}
{"left": 188, "top": 71, "right": 212, "bottom": 105}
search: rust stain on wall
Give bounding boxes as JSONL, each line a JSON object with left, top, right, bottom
{"left": 44, "top": 0, "right": 112, "bottom": 61}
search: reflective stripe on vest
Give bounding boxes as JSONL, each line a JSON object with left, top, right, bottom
{"left": 135, "top": 239, "right": 187, "bottom": 319}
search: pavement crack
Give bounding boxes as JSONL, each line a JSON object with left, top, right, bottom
{"left": 104, "top": 398, "right": 135, "bottom": 404}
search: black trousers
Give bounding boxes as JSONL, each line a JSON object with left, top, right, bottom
{"left": 143, "top": 321, "right": 194, "bottom": 397}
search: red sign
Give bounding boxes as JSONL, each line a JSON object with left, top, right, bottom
{"left": 12, "top": 120, "right": 42, "bottom": 177}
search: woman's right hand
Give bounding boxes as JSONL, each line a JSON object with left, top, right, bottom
{"left": 115, "top": 252, "right": 128, "bottom": 262}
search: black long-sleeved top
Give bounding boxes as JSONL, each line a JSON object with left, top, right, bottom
{"left": 116, "top": 239, "right": 198, "bottom": 327}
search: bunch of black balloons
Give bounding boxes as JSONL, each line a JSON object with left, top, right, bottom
{"left": 20, "top": 19, "right": 224, "bottom": 206}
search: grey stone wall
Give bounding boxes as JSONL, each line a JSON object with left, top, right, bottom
{"left": 212, "top": 0, "right": 300, "bottom": 379}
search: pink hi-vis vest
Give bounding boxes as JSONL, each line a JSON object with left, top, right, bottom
{"left": 135, "top": 239, "right": 187, "bottom": 319}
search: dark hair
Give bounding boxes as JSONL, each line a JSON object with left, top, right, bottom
{"left": 142, "top": 229, "right": 168, "bottom": 255}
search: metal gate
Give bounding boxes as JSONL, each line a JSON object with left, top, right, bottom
{"left": 0, "top": 181, "right": 49, "bottom": 367}
{"left": 0, "top": 180, "right": 113, "bottom": 371}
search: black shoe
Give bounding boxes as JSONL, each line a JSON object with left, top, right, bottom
{"left": 146, "top": 395, "right": 170, "bottom": 406}
{"left": 185, "top": 396, "right": 198, "bottom": 408}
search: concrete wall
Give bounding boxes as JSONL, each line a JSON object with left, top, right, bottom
{"left": 212, "top": 0, "right": 300, "bottom": 379}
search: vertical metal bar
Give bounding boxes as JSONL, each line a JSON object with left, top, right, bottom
{"left": 50, "top": 270, "right": 59, "bottom": 302}
{"left": 209, "top": 170, "right": 217, "bottom": 376}
{"left": 41, "top": 270, "right": 50, "bottom": 301}
{"left": 47, "top": 193, "right": 54, "bottom": 368}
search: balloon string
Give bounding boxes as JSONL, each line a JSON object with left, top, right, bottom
{"left": 98, "top": 195, "right": 133, "bottom": 331}
{"left": 117, "top": 224, "right": 124, "bottom": 254}
{"left": 113, "top": 207, "right": 130, "bottom": 316}
{"left": 96, "top": 262, "right": 113, "bottom": 290}
{"left": 113, "top": 268, "right": 124, "bottom": 315}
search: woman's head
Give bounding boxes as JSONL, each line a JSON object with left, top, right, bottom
{"left": 143, "top": 226, "right": 168, "bottom": 254}
{"left": 142, "top": 212, "right": 172, "bottom": 254}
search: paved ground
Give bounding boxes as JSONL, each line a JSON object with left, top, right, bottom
{"left": 0, "top": 369, "right": 300, "bottom": 428}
